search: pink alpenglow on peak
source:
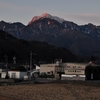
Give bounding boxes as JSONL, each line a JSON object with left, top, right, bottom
{"left": 28, "top": 13, "right": 65, "bottom": 25}
{"left": 40, "top": 13, "right": 51, "bottom": 18}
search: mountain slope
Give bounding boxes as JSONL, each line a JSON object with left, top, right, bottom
{"left": 22, "top": 18, "right": 100, "bottom": 56}
{"left": 0, "top": 30, "right": 77, "bottom": 63}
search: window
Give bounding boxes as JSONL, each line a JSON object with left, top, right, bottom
{"left": 73, "top": 66, "right": 76, "bottom": 68}
{"left": 67, "top": 66, "right": 70, "bottom": 68}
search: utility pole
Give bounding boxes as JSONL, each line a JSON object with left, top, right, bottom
{"left": 30, "top": 51, "right": 32, "bottom": 81}
{"left": 29, "top": 51, "right": 37, "bottom": 81}
{"left": 4, "top": 54, "right": 8, "bottom": 74}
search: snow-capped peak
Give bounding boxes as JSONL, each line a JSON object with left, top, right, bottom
{"left": 28, "top": 13, "right": 65, "bottom": 25}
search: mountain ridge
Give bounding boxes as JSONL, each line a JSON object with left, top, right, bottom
{"left": 0, "top": 13, "right": 100, "bottom": 56}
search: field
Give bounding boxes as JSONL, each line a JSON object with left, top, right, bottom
{"left": 0, "top": 81, "right": 100, "bottom": 100}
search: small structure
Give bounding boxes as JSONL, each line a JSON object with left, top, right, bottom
{"left": 8, "top": 66, "right": 28, "bottom": 80}
{"left": 8, "top": 70, "right": 27, "bottom": 80}
{"left": 0, "top": 63, "right": 8, "bottom": 79}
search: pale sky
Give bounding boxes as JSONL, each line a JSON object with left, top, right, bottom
{"left": 0, "top": 0, "right": 100, "bottom": 25}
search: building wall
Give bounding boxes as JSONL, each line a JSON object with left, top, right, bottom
{"left": 8, "top": 71, "right": 27, "bottom": 79}
{"left": 20, "top": 72, "right": 27, "bottom": 79}
{"left": 61, "top": 63, "right": 87, "bottom": 81}
{"left": 40, "top": 64, "right": 56, "bottom": 74}
{"left": 64, "top": 63, "right": 86, "bottom": 75}
{"left": 40, "top": 62, "right": 87, "bottom": 80}
{"left": 61, "top": 74, "right": 86, "bottom": 81}
{"left": 40, "top": 62, "right": 66, "bottom": 75}
{"left": 55, "top": 64, "right": 65, "bottom": 73}
{"left": 8, "top": 71, "right": 20, "bottom": 78}
{"left": 40, "top": 63, "right": 87, "bottom": 75}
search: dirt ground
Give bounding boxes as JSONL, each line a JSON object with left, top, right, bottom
{"left": 0, "top": 97, "right": 12, "bottom": 100}
{"left": 0, "top": 81, "right": 100, "bottom": 100}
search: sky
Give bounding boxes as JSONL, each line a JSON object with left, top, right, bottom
{"left": 0, "top": 0, "right": 100, "bottom": 26}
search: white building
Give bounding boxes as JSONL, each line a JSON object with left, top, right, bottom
{"left": 8, "top": 70, "right": 27, "bottom": 80}
{"left": 62, "top": 63, "right": 87, "bottom": 81}
{"left": 40, "top": 59, "right": 65, "bottom": 76}
{"left": 8, "top": 66, "right": 28, "bottom": 80}
{"left": 40, "top": 60, "right": 87, "bottom": 80}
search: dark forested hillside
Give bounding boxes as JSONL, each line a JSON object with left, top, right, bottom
{"left": 0, "top": 30, "right": 77, "bottom": 64}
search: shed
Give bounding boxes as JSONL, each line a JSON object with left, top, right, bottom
{"left": 8, "top": 66, "right": 28, "bottom": 80}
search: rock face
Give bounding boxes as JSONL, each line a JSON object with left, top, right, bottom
{"left": 0, "top": 13, "right": 100, "bottom": 56}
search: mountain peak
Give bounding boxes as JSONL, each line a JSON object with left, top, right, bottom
{"left": 40, "top": 13, "right": 51, "bottom": 18}
{"left": 28, "top": 13, "right": 65, "bottom": 25}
